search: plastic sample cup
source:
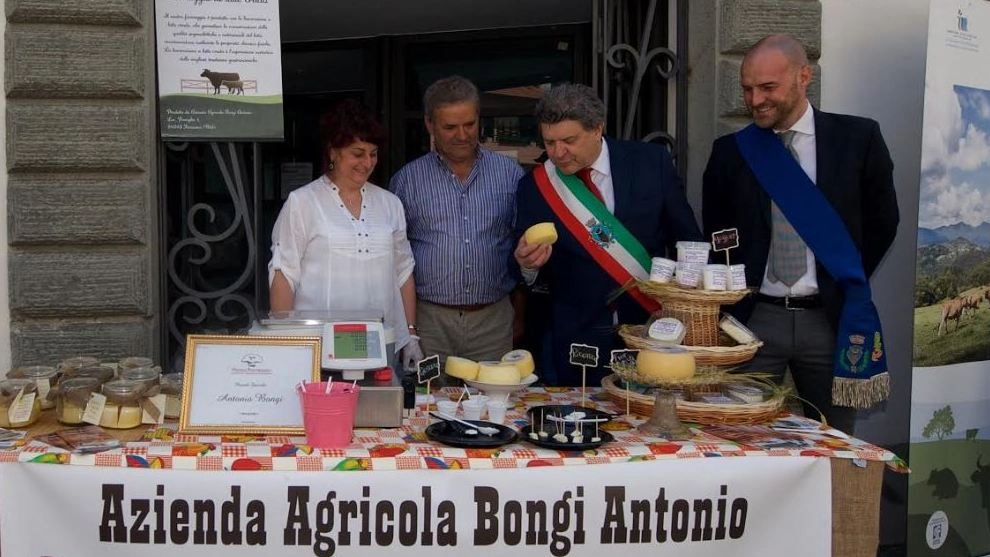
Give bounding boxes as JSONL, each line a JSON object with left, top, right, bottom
{"left": 461, "top": 398, "right": 486, "bottom": 420}
{"left": 436, "top": 400, "right": 459, "bottom": 415}
{"left": 297, "top": 382, "right": 361, "bottom": 449}
{"left": 486, "top": 400, "right": 508, "bottom": 424}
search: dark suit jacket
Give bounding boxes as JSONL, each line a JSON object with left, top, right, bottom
{"left": 701, "top": 109, "right": 899, "bottom": 328}
{"left": 516, "top": 137, "right": 702, "bottom": 385}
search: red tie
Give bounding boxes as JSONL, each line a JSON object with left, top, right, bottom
{"left": 577, "top": 167, "right": 604, "bottom": 204}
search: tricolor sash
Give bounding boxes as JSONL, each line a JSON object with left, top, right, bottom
{"left": 533, "top": 160, "right": 660, "bottom": 313}
{"left": 735, "top": 124, "right": 890, "bottom": 409}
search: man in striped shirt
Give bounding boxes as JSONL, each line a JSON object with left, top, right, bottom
{"left": 391, "top": 76, "right": 525, "bottom": 374}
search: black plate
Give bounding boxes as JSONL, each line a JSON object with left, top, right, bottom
{"left": 519, "top": 424, "right": 614, "bottom": 451}
{"left": 425, "top": 419, "right": 519, "bottom": 448}
{"left": 526, "top": 404, "right": 616, "bottom": 426}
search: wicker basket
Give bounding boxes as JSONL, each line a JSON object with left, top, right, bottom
{"left": 602, "top": 374, "right": 786, "bottom": 425}
{"left": 635, "top": 280, "right": 752, "bottom": 346}
{"left": 618, "top": 325, "right": 762, "bottom": 370}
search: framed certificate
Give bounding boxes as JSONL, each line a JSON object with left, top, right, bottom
{"left": 179, "top": 334, "right": 321, "bottom": 434}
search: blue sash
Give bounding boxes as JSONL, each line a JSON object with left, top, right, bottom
{"left": 735, "top": 124, "right": 889, "bottom": 409}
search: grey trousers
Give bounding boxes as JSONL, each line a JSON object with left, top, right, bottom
{"left": 743, "top": 302, "right": 857, "bottom": 434}
{"left": 417, "top": 297, "right": 514, "bottom": 382}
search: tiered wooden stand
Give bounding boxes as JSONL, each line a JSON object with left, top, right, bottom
{"left": 607, "top": 279, "right": 785, "bottom": 426}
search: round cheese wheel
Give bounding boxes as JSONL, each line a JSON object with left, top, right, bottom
{"left": 501, "top": 349, "right": 535, "bottom": 379}
{"left": 636, "top": 348, "right": 696, "bottom": 381}
{"left": 477, "top": 362, "right": 522, "bottom": 385}
{"left": 445, "top": 356, "right": 480, "bottom": 381}
{"left": 524, "top": 222, "right": 558, "bottom": 245}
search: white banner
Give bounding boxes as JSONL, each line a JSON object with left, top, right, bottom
{"left": 0, "top": 457, "right": 830, "bottom": 556}
{"left": 911, "top": 0, "right": 990, "bottom": 555}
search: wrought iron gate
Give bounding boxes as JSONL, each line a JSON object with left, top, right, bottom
{"left": 592, "top": 0, "right": 687, "bottom": 169}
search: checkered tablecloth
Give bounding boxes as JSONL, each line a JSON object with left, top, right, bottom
{"left": 0, "top": 388, "right": 906, "bottom": 473}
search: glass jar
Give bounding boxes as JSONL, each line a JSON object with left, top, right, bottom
{"left": 160, "top": 373, "right": 184, "bottom": 419}
{"left": 58, "top": 356, "right": 100, "bottom": 375}
{"left": 0, "top": 379, "right": 42, "bottom": 428}
{"left": 119, "top": 356, "right": 155, "bottom": 371}
{"left": 99, "top": 380, "right": 146, "bottom": 429}
{"left": 61, "top": 365, "right": 115, "bottom": 385}
{"left": 8, "top": 365, "right": 59, "bottom": 409}
{"left": 54, "top": 377, "right": 101, "bottom": 425}
{"left": 118, "top": 365, "right": 161, "bottom": 391}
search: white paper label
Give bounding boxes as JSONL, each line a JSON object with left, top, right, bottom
{"left": 8, "top": 390, "right": 35, "bottom": 424}
{"left": 34, "top": 379, "right": 52, "bottom": 401}
{"left": 82, "top": 393, "right": 107, "bottom": 426}
{"left": 142, "top": 394, "right": 167, "bottom": 425}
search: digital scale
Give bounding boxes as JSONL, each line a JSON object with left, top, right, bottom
{"left": 249, "top": 311, "right": 405, "bottom": 427}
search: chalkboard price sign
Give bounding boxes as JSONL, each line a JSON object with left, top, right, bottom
{"left": 609, "top": 349, "right": 639, "bottom": 368}
{"left": 569, "top": 343, "right": 599, "bottom": 368}
{"left": 711, "top": 228, "right": 740, "bottom": 252}
{"left": 417, "top": 355, "right": 441, "bottom": 384}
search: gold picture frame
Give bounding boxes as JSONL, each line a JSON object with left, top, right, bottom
{"left": 179, "top": 334, "right": 321, "bottom": 435}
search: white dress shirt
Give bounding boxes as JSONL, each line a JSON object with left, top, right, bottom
{"left": 760, "top": 101, "right": 820, "bottom": 297}
{"left": 521, "top": 138, "right": 616, "bottom": 287}
{"left": 269, "top": 176, "right": 416, "bottom": 348}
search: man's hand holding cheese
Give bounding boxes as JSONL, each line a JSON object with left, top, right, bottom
{"left": 513, "top": 83, "right": 703, "bottom": 387}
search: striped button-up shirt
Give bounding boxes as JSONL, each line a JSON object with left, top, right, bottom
{"left": 390, "top": 149, "right": 525, "bottom": 305}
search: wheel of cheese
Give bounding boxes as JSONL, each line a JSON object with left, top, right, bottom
{"left": 501, "top": 349, "right": 535, "bottom": 379}
{"left": 524, "top": 222, "right": 558, "bottom": 245}
{"left": 445, "top": 356, "right": 480, "bottom": 381}
{"left": 636, "top": 348, "right": 696, "bottom": 381}
{"left": 477, "top": 362, "right": 522, "bottom": 385}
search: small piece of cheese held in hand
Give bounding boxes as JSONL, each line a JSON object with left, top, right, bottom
{"left": 524, "top": 222, "right": 558, "bottom": 245}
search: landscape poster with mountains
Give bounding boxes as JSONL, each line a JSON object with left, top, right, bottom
{"left": 910, "top": 1, "right": 990, "bottom": 556}
{"left": 155, "top": 0, "right": 283, "bottom": 140}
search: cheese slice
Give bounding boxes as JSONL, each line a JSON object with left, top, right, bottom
{"left": 501, "top": 349, "right": 535, "bottom": 379}
{"left": 445, "top": 356, "right": 481, "bottom": 381}
{"left": 636, "top": 348, "right": 696, "bottom": 381}
{"left": 477, "top": 362, "right": 522, "bottom": 385}
{"left": 524, "top": 222, "right": 558, "bottom": 245}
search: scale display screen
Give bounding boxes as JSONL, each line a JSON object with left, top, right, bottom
{"left": 327, "top": 322, "right": 385, "bottom": 370}
{"left": 333, "top": 323, "right": 370, "bottom": 359}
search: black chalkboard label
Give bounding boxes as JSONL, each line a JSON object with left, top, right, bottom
{"left": 609, "top": 348, "right": 639, "bottom": 368}
{"left": 569, "top": 343, "right": 599, "bottom": 368}
{"left": 417, "top": 355, "right": 441, "bottom": 384}
{"left": 711, "top": 228, "right": 740, "bottom": 252}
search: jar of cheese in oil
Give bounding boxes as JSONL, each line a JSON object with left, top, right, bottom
{"left": 0, "top": 379, "right": 42, "bottom": 428}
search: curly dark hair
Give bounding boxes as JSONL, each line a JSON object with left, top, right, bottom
{"left": 320, "top": 99, "right": 386, "bottom": 172}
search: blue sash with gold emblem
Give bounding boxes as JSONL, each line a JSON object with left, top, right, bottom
{"left": 736, "top": 124, "right": 889, "bottom": 409}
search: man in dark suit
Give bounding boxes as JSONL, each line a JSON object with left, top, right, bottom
{"left": 515, "top": 83, "right": 702, "bottom": 386}
{"left": 702, "top": 35, "right": 899, "bottom": 433}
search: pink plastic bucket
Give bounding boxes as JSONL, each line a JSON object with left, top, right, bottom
{"left": 297, "top": 382, "right": 361, "bottom": 448}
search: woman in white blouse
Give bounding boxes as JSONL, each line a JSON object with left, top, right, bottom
{"left": 269, "top": 99, "right": 423, "bottom": 369}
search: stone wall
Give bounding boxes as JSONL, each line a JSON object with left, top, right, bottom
{"left": 685, "top": 0, "right": 822, "bottom": 207}
{"left": 5, "top": 0, "right": 159, "bottom": 365}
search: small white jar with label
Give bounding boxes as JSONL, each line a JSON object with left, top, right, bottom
{"left": 703, "top": 264, "right": 729, "bottom": 291}
{"left": 728, "top": 264, "right": 748, "bottom": 290}
{"left": 676, "top": 241, "right": 711, "bottom": 265}
{"left": 649, "top": 257, "right": 677, "bottom": 283}
{"left": 675, "top": 263, "right": 703, "bottom": 288}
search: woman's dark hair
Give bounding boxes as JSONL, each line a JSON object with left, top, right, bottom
{"left": 320, "top": 99, "right": 386, "bottom": 171}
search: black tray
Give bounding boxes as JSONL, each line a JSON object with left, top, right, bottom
{"left": 425, "top": 419, "right": 519, "bottom": 448}
{"left": 526, "top": 404, "right": 616, "bottom": 426}
{"left": 519, "top": 424, "right": 614, "bottom": 451}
